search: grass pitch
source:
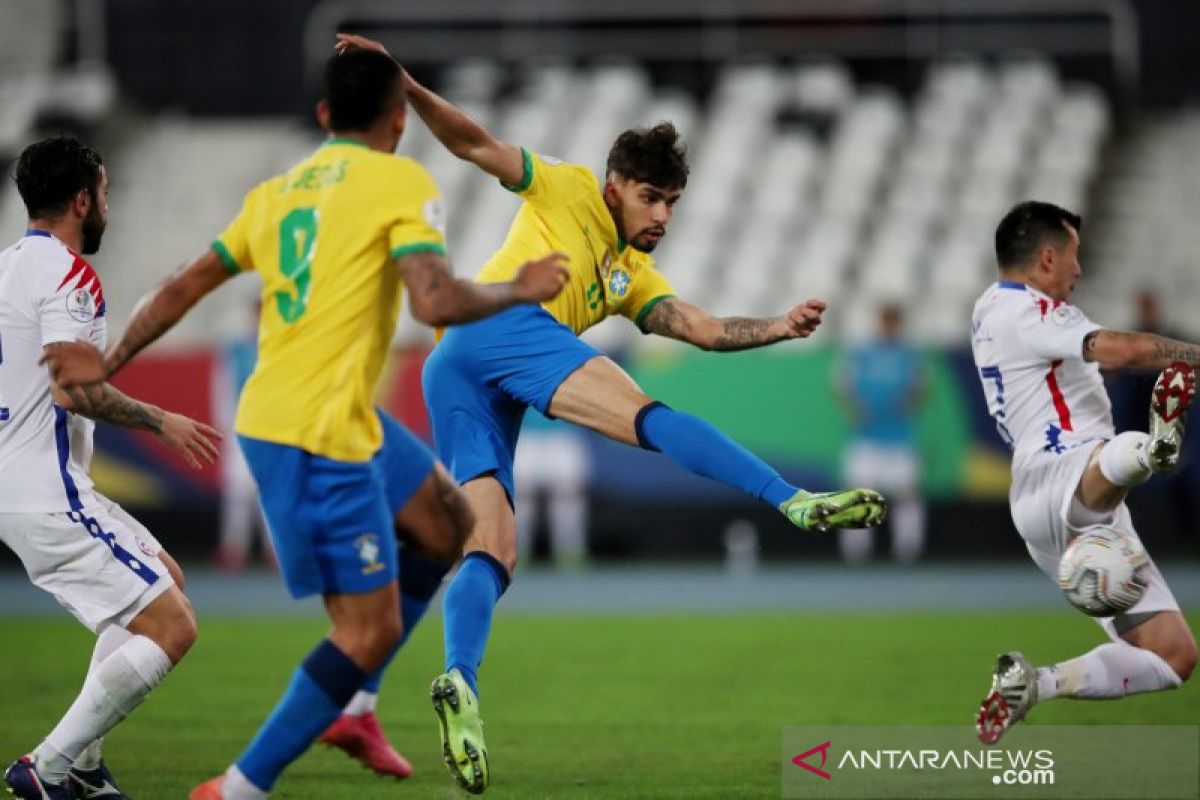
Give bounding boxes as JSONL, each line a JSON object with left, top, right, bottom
{"left": 1, "top": 612, "right": 1196, "bottom": 798}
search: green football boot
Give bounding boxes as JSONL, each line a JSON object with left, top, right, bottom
{"left": 432, "top": 669, "right": 490, "bottom": 794}
{"left": 780, "top": 488, "right": 887, "bottom": 532}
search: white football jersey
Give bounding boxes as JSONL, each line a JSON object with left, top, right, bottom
{"left": 0, "top": 231, "right": 106, "bottom": 512}
{"left": 970, "top": 280, "right": 1110, "bottom": 456}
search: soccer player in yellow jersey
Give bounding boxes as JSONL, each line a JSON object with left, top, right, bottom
{"left": 335, "top": 34, "right": 887, "bottom": 794}
{"left": 45, "top": 49, "right": 569, "bottom": 800}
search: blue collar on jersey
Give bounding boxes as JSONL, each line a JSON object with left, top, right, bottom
{"left": 997, "top": 280, "right": 1027, "bottom": 290}
{"left": 25, "top": 229, "right": 52, "bottom": 238}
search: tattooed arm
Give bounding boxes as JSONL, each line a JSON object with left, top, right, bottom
{"left": 398, "top": 250, "right": 568, "bottom": 327}
{"left": 46, "top": 343, "right": 221, "bottom": 468}
{"left": 1082, "top": 330, "right": 1200, "bottom": 371}
{"left": 49, "top": 360, "right": 163, "bottom": 432}
{"left": 639, "top": 296, "right": 826, "bottom": 352}
{"left": 106, "top": 248, "right": 231, "bottom": 377}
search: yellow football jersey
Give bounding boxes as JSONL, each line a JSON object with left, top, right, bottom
{"left": 474, "top": 148, "right": 675, "bottom": 335}
{"left": 213, "top": 138, "right": 446, "bottom": 462}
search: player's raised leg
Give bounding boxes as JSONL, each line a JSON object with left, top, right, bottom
{"left": 548, "top": 355, "right": 886, "bottom": 530}
{"left": 977, "top": 363, "right": 1198, "bottom": 745}
{"left": 1076, "top": 361, "right": 1195, "bottom": 513}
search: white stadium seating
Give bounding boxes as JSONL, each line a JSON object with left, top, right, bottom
{"left": 3, "top": 54, "right": 1125, "bottom": 346}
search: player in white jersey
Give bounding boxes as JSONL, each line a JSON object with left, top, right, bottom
{"left": 0, "top": 138, "right": 220, "bottom": 800}
{"left": 970, "top": 201, "right": 1198, "bottom": 744}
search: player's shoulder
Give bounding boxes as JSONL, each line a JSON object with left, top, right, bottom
{"left": 239, "top": 173, "right": 288, "bottom": 208}
{"left": 382, "top": 154, "right": 436, "bottom": 182}
{"left": 623, "top": 247, "right": 655, "bottom": 272}
{"left": 975, "top": 281, "right": 1042, "bottom": 319}
{"left": 365, "top": 154, "right": 440, "bottom": 199}
{"left": 6, "top": 235, "right": 80, "bottom": 290}
{"left": 527, "top": 150, "right": 598, "bottom": 190}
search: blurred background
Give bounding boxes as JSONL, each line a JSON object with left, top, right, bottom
{"left": 2, "top": 0, "right": 1199, "bottom": 576}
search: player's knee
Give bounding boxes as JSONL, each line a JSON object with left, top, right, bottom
{"left": 495, "top": 546, "right": 518, "bottom": 576}
{"left": 162, "top": 608, "right": 198, "bottom": 664}
{"left": 1170, "top": 635, "right": 1198, "bottom": 683}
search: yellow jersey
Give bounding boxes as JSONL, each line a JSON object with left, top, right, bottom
{"left": 212, "top": 138, "right": 446, "bottom": 462}
{"left": 474, "top": 148, "right": 675, "bottom": 335}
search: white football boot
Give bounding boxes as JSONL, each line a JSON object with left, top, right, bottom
{"left": 1147, "top": 361, "right": 1195, "bottom": 473}
{"left": 975, "top": 651, "right": 1038, "bottom": 745}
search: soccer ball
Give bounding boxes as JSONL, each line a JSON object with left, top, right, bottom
{"left": 1056, "top": 527, "right": 1150, "bottom": 616}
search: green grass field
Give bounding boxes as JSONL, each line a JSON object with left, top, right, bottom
{"left": 1, "top": 612, "right": 1196, "bottom": 799}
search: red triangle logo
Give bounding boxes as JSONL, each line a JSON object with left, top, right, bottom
{"left": 792, "top": 740, "right": 832, "bottom": 780}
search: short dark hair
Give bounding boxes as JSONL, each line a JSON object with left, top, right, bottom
{"left": 606, "top": 122, "right": 689, "bottom": 189}
{"left": 14, "top": 137, "right": 104, "bottom": 219}
{"left": 323, "top": 49, "right": 403, "bottom": 132}
{"left": 994, "top": 201, "right": 1082, "bottom": 270}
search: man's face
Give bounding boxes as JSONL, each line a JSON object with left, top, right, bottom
{"left": 1037, "top": 225, "right": 1082, "bottom": 301}
{"left": 81, "top": 166, "right": 108, "bottom": 255}
{"left": 604, "top": 176, "right": 682, "bottom": 253}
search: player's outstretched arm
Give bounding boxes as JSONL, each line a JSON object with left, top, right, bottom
{"left": 1083, "top": 330, "right": 1200, "bottom": 371}
{"left": 334, "top": 33, "right": 525, "bottom": 185}
{"left": 105, "top": 249, "right": 231, "bottom": 377}
{"left": 640, "top": 296, "right": 825, "bottom": 352}
{"left": 46, "top": 345, "right": 221, "bottom": 469}
{"left": 399, "top": 251, "right": 568, "bottom": 327}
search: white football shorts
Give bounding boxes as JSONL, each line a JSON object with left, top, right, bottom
{"left": 0, "top": 493, "right": 173, "bottom": 632}
{"left": 1010, "top": 441, "right": 1180, "bottom": 639}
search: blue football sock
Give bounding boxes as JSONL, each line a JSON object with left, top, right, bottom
{"left": 360, "top": 552, "right": 449, "bottom": 694}
{"left": 443, "top": 551, "right": 510, "bottom": 698}
{"left": 237, "top": 639, "right": 367, "bottom": 791}
{"left": 635, "top": 401, "right": 800, "bottom": 508}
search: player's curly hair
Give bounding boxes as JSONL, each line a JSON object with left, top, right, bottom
{"left": 995, "top": 201, "right": 1082, "bottom": 269}
{"left": 324, "top": 48, "right": 403, "bottom": 132}
{"left": 14, "top": 136, "right": 104, "bottom": 219}
{"left": 606, "top": 122, "right": 689, "bottom": 189}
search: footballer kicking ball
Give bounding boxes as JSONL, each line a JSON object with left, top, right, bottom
{"left": 1057, "top": 527, "right": 1150, "bottom": 616}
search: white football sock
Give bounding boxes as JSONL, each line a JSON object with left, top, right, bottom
{"left": 33, "top": 635, "right": 172, "bottom": 784}
{"left": 1045, "top": 641, "right": 1182, "bottom": 700}
{"left": 343, "top": 690, "right": 378, "bottom": 717}
{"left": 1035, "top": 667, "right": 1059, "bottom": 701}
{"left": 223, "top": 764, "right": 268, "bottom": 799}
{"left": 74, "top": 625, "right": 133, "bottom": 771}
{"left": 1098, "top": 432, "right": 1152, "bottom": 487}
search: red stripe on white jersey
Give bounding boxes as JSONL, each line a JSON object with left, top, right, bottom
{"left": 55, "top": 253, "right": 105, "bottom": 308}
{"left": 1045, "top": 359, "right": 1073, "bottom": 431}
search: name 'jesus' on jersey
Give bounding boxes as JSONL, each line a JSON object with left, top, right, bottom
{"left": 970, "top": 281, "right": 1112, "bottom": 455}
{"left": 0, "top": 232, "right": 106, "bottom": 512}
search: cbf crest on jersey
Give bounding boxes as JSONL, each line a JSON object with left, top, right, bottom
{"left": 607, "top": 268, "right": 631, "bottom": 299}
{"left": 354, "top": 533, "right": 385, "bottom": 575}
